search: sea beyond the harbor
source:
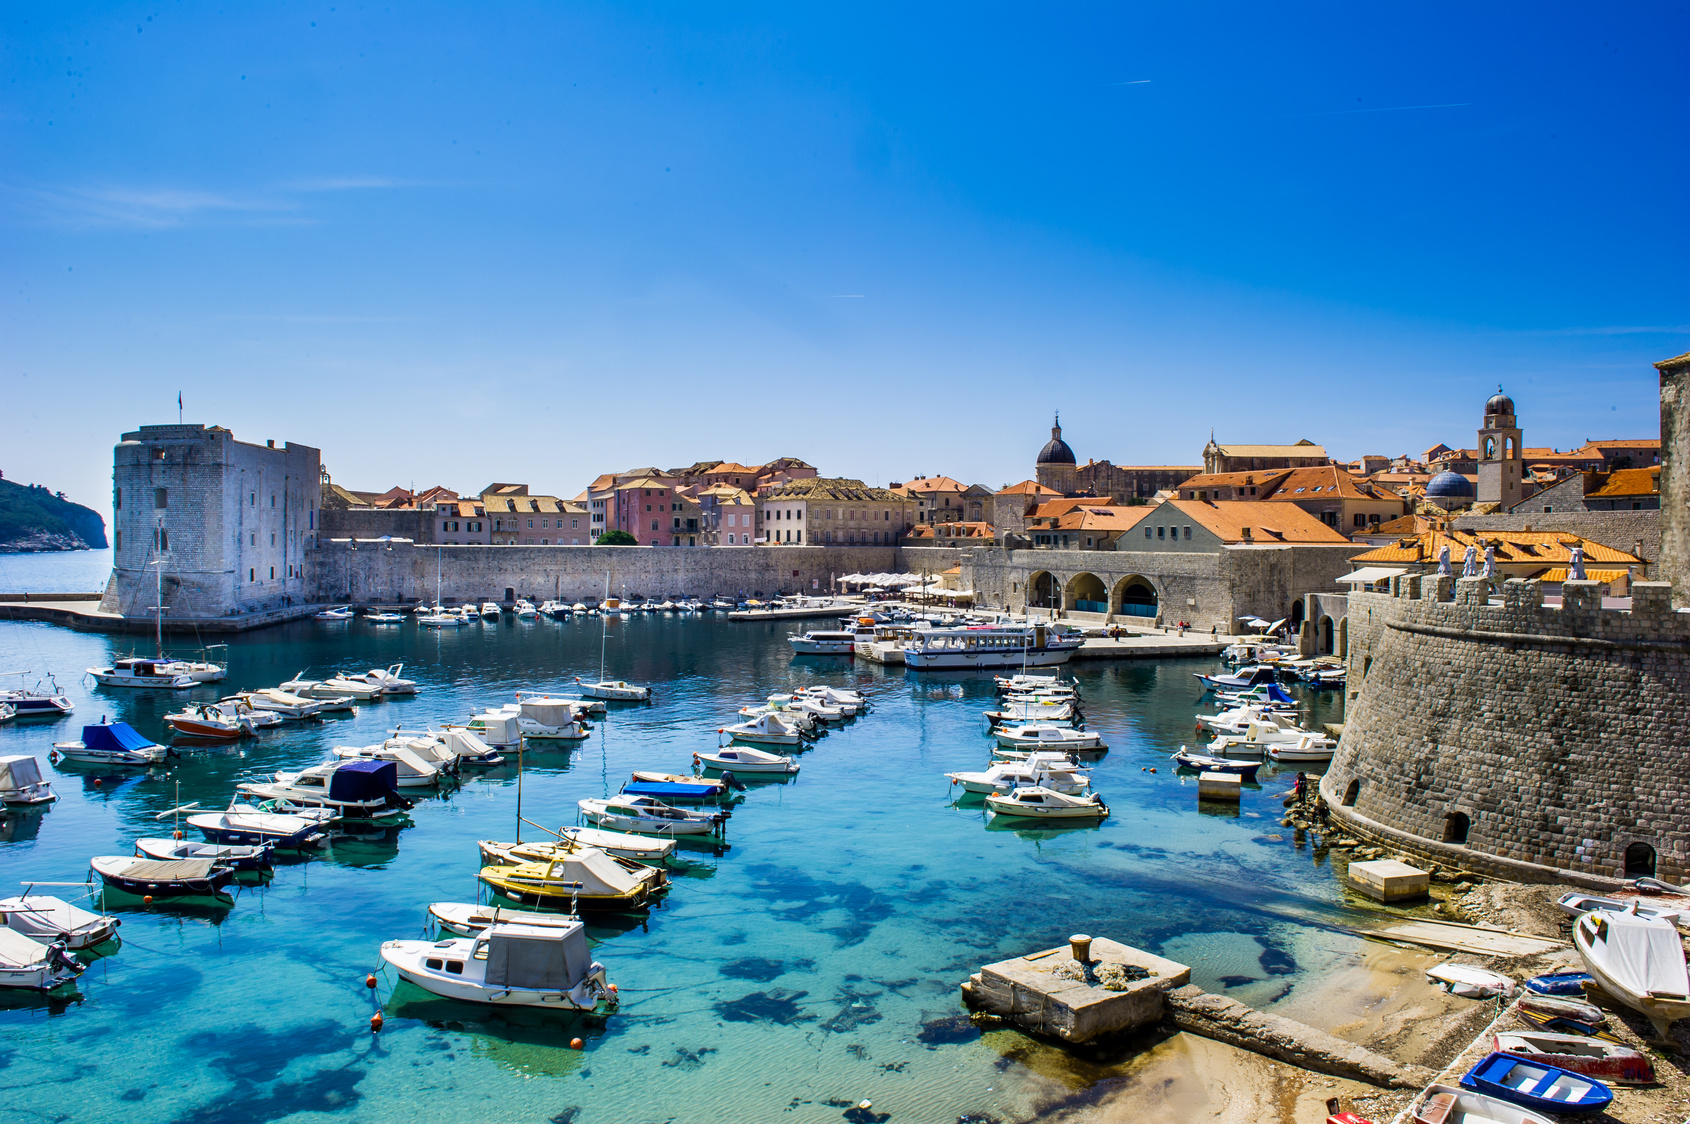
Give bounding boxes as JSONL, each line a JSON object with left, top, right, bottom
{"left": 0, "top": 604, "right": 1374, "bottom": 1124}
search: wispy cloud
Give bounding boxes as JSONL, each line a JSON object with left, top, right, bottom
{"left": 1533, "top": 324, "right": 1690, "bottom": 337}
{"left": 1273, "top": 101, "right": 1470, "bottom": 120}
{"left": 1099, "top": 79, "right": 1152, "bottom": 87}
{"left": 3, "top": 174, "right": 426, "bottom": 229}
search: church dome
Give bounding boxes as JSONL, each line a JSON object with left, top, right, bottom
{"left": 1485, "top": 389, "right": 1515, "bottom": 416}
{"left": 1037, "top": 415, "right": 1075, "bottom": 466}
{"left": 1426, "top": 470, "right": 1476, "bottom": 499}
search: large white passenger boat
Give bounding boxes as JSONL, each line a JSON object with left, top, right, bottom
{"left": 903, "top": 625, "right": 1082, "bottom": 671}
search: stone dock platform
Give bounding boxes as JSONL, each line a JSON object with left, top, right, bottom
{"left": 0, "top": 594, "right": 322, "bottom": 634}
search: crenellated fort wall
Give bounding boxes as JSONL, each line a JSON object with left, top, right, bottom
{"left": 1321, "top": 574, "right": 1690, "bottom": 887}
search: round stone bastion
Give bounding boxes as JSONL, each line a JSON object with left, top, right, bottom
{"left": 1320, "top": 574, "right": 1688, "bottom": 889}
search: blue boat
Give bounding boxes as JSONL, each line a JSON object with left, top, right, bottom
{"left": 1460, "top": 1051, "right": 1613, "bottom": 1115}
{"left": 1524, "top": 972, "right": 1594, "bottom": 996}
{"left": 52, "top": 721, "right": 170, "bottom": 765}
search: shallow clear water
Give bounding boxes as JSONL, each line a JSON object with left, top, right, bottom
{"left": 0, "top": 607, "right": 1360, "bottom": 1124}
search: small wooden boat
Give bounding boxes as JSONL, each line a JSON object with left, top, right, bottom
{"left": 135, "top": 837, "right": 275, "bottom": 871}
{"left": 187, "top": 806, "right": 328, "bottom": 849}
{"left": 0, "top": 756, "right": 56, "bottom": 806}
{"left": 984, "top": 786, "right": 1109, "bottom": 821}
{"left": 281, "top": 673, "right": 380, "bottom": 701}
{"left": 1492, "top": 1031, "right": 1654, "bottom": 1085}
{"left": 1518, "top": 993, "right": 1606, "bottom": 1028}
{"left": 578, "top": 795, "right": 727, "bottom": 836}
{"left": 574, "top": 677, "right": 651, "bottom": 701}
{"left": 234, "top": 688, "right": 324, "bottom": 719}
{"left": 54, "top": 721, "right": 173, "bottom": 763}
{"left": 1557, "top": 890, "right": 1690, "bottom": 927}
{"left": 380, "top": 920, "right": 615, "bottom": 1009}
{"left": 793, "top": 686, "right": 865, "bottom": 714}
{"left": 695, "top": 746, "right": 798, "bottom": 774}
{"left": 993, "top": 724, "right": 1106, "bottom": 751}
{"left": 557, "top": 826, "right": 675, "bottom": 864}
{"left": 89, "top": 856, "right": 236, "bottom": 897}
{"left": 622, "top": 777, "right": 729, "bottom": 802}
{"left": 363, "top": 611, "right": 405, "bottom": 623}
{"left": 0, "top": 929, "right": 85, "bottom": 991}
{"left": 1522, "top": 972, "right": 1593, "bottom": 996}
{"left": 1169, "top": 749, "right": 1261, "bottom": 780}
{"left": 1459, "top": 1051, "right": 1612, "bottom": 1115}
{"left": 1194, "top": 665, "right": 1280, "bottom": 691}
{"left": 429, "top": 901, "right": 583, "bottom": 937}
{"left": 0, "top": 896, "right": 118, "bottom": 949}
{"left": 1427, "top": 963, "right": 1515, "bottom": 999}
{"left": 478, "top": 840, "right": 668, "bottom": 893}
{"left": 630, "top": 771, "right": 737, "bottom": 797}
{"left": 719, "top": 713, "right": 803, "bottom": 746}
{"left": 1572, "top": 904, "right": 1690, "bottom": 1039}
{"left": 162, "top": 704, "right": 254, "bottom": 741}
{"left": 1413, "top": 1083, "right": 1556, "bottom": 1124}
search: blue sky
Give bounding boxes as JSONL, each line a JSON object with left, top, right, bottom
{"left": 4, "top": 2, "right": 1686, "bottom": 514}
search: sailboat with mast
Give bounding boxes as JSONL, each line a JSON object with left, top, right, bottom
{"left": 86, "top": 555, "right": 226, "bottom": 688}
{"left": 575, "top": 571, "right": 652, "bottom": 701}
{"left": 419, "top": 546, "right": 468, "bottom": 628}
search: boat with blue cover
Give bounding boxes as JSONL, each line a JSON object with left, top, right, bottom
{"left": 237, "top": 759, "right": 412, "bottom": 819}
{"left": 1523, "top": 972, "right": 1594, "bottom": 996}
{"left": 622, "top": 771, "right": 740, "bottom": 802}
{"left": 186, "top": 804, "right": 330, "bottom": 849}
{"left": 52, "top": 721, "right": 171, "bottom": 765}
{"left": 1459, "top": 1051, "right": 1613, "bottom": 1115}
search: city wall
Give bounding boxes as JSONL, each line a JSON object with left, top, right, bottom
{"left": 307, "top": 541, "right": 900, "bottom": 604}
{"left": 1322, "top": 576, "right": 1690, "bottom": 887}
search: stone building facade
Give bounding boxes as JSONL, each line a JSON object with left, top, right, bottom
{"left": 102, "top": 424, "right": 321, "bottom": 619}
{"left": 1323, "top": 575, "right": 1689, "bottom": 886}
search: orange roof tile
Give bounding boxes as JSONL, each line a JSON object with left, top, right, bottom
{"left": 1588, "top": 467, "right": 1660, "bottom": 498}
{"left": 996, "top": 480, "right": 1061, "bottom": 496}
{"left": 1134, "top": 500, "right": 1352, "bottom": 544}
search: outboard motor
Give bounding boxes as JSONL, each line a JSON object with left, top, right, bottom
{"left": 46, "top": 940, "right": 85, "bottom": 977}
{"left": 384, "top": 791, "right": 415, "bottom": 811}
{"left": 719, "top": 770, "right": 746, "bottom": 793}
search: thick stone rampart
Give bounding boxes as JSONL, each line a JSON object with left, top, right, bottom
{"left": 307, "top": 541, "right": 898, "bottom": 604}
{"left": 1322, "top": 576, "right": 1690, "bottom": 886}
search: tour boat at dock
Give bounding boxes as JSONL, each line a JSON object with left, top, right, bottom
{"left": 903, "top": 624, "right": 1081, "bottom": 671}
{"left": 787, "top": 630, "right": 856, "bottom": 655}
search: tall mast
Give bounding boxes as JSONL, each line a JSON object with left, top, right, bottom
{"left": 599, "top": 570, "right": 610, "bottom": 682}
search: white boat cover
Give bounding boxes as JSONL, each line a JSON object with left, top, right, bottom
{"left": 442, "top": 729, "right": 497, "bottom": 759}
{"left": 0, "top": 927, "right": 47, "bottom": 967}
{"left": 474, "top": 714, "right": 521, "bottom": 744}
{"left": 484, "top": 923, "right": 591, "bottom": 989}
{"left": 0, "top": 896, "right": 105, "bottom": 942}
{"left": 1582, "top": 909, "right": 1690, "bottom": 999}
{"left": 493, "top": 849, "right": 643, "bottom": 896}
{"left": 0, "top": 756, "right": 44, "bottom": 790}
{"left": 520, "top": 699, "right": 578, "bottom": 727}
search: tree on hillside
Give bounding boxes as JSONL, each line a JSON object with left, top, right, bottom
{"left": 595, "top": 530, "right": 638, "bottom": 546}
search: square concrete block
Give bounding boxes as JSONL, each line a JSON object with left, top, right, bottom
{"left": 1198, "top": 771, "right": 1241, "bottom": 800}
{"left": 968, "top": 937, "right": 1191, "bottom": 1042}
{"left": 1348, "top": 858, "right": 1429, "bottom": 903}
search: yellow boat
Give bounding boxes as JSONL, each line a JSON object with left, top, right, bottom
{"left": 477, "top": 850, "right": 651, "bottom": 911}
{"left": 478, "top": 838, "right": 669, "bottom": 896}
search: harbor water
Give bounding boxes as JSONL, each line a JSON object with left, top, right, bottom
{"left": 0, "top": 596, "right": 1369, "bottom": 1124}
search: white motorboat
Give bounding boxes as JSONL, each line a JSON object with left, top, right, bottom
{"left": 313, "top": 606, "right": 355, "bottom": 620}
{"left": 135, "top": 837, "right": 274, "bottom": 870}
{"left": 344, "top": 663, "right": 418, "bottom": 695}
{"left": 1555, "top": 891, "right": 1690, "bottom": 927}
{"left": 993, "top": 724, "right": 1107, "bottom": 751}
{"left": 719, "top": 712, "right": 803, "bottom": 746}
{"left": 787, "top": 696, "right": 845, "bottom": 722}
{"left": 481, "top": 602, "right": 502, "bottom": 618}
{"left": 0, "top": 896, "right": 118, "bottom": 949}
{"left": 1207, "top": 720, "right": 1333, "bottom": 754}
{"left": 1573, "top": 903, "right": 1690, "bottom": 1039}
{"left": 1490, "top": 1030, "right": 1655, "bottom": 1085}
{"left": 281, "top": 673, "right": 382, "bottom": 701}
{"left": 985, "top": 785, "right": 1109, "bottom": 820}
{"left": 233, "top": 688, "right": 325, "bottom": 719}
{"left": 0, "top": 703, "right": 11, "bottom": 725}
{"left": 994, "top": 673, "right": 1070, "bottom": 694}
{"left": 434, "top": 728, "right": 506, "bottom": 766}
{"left": 1266, "top": 734, "right": 1336, "bottom": 763}
{"left": 0, "top": 928, "right": 85, "bottom": 991}
{"left": 188, "top": 805, "right": 328, "bottom": 849}
{"left": 428, "top": 901, "right": 586, "bottom": 937}
{"left": 1194, "top": 665, "right": 1282, "bottom": 691}
{"left": 557, "top": 826, "right": 677, "bottom": 864}
{"left": 788, "top": 630, "right": 856, "bottom": 655}
{"left": 793, "top": 686, "right": 866, "bottom": 714}
{"left": 947, "top": 760, "right": 1090, "bottom": 795}
{"left": 548, "top": 695, "right": 606, "bottom": 715}
{"left": 162, "top": 703, "right": 257, "bottom": 741}
{"left": 331, "top": 742, "right": 444, "bottom": 787}
{"left": 982, "top": 702, "right": 1078, "bottom": 727}
{"left": 737, "top": 699, "right": 816, "bottom": 733}
{"left": 364, "top": 611, "right": 406, "bottom": 623}
{"left": 575, "top": 677, "right": 651, "bottom": 702}
{"left": 0, "top": 757, "right": 56, "bottom": 806}
{"left": 53, "top": 721, "right": 173, "bottom": 763}
{"left": 694, "top": 746, "right": 799, "bottom": 774}
{"left": 381, "top": 920, "right": 615, "bottom": 1009}
{"left": 1411, "top": 1084, "right": 1557, "bottom": 1124}
{"left": 87, "top": 658, "right": 196, "bottom": 689}
{"left": 448, "top": 711, "right": 522, "bottom": 748}
{"left": 0, "top": 673, "right": 75, "bottom": 718}
{"left": 506, "top": 697, "right": 590, "bottom": 741}
{"left": 419, "top": 606, "right": 468, "bottom": 628}
{"left": 1199, "top": 705, "right": 1307, "bottom": 737}
{"left": 904, "top": 624, "right": 1081, "bottom": 671}
{"left": 237, "top": 759, "right": 411, "bottom": 819}
{"left": 479, "top": 847, "right": 663, "bottom": 909}
{"left": 578, "top": 794, "right": 727, "bottom": 836}
{"left": 514, "top": 600, "right": 539, "bottom": 619}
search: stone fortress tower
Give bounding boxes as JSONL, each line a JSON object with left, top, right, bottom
{"left": 101, "top": 424, "right": 322, "bottom": 621}
{"left": 1034, "top": 414, "right": 1078, "bottom": 494}
{"left": 1475, "top": 387, "right": 1524, "bottom": 508}
{"left": 1322, "top": 364, "right": 1688, "bottom": 887}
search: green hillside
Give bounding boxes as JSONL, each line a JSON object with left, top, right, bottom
{"left": 0, "top": 475, "right": 108, "bottom": 550}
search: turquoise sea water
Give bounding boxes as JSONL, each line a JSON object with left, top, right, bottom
{"left": 0, "top": 605, "right": 1359, "bottom": 1124}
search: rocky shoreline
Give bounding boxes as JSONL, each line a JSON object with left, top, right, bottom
{"left": 0, "top": 532, "right": 98, "bottom": 552}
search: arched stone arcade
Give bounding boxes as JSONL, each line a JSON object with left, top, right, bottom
{"left": 1064, "top": 572, "right": 1108, "bottom": 613}
{"left": 1026, "top": 570, "right": 1061, "bottom": 610}
{"left": 1111, "top": 574, "right": 1159, "bottom": 619}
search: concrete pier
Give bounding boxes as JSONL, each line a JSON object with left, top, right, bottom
{"left": 962, "top": 937, "right": 1190, "bottom": 1042}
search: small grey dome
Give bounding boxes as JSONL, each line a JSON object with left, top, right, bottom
{"left": 1485, "top": 389, "right": 1515, "bottom": 416}
{"left": 1037, "top": 415, "right": 1075, "bottom": 466}
{"left": 1426, "top": 470, "right": 1476, "bottom": 499}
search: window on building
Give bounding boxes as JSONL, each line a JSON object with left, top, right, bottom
{"left": 1145, "top": 526, "right": 1152, "bottom": 538}
{"left": 1442, "top": 812, "right": 1470, "bottom": 845}
{"left": 571, "top": 519, "right": 578, "bottom": 528}
{"left": 154, "top": 487, "right": 168, "bottom": 509}
{"left": 1157, "top": 526, "right": 1165, "bottom": 539}
{"left": 152, "top": 447, "right": 166, "bottom": 461}
{"left": 1342, "top": 780, "right": 1360, "bottom": 806}
{"left": 250, "top": 568, "right": 255, "bottom": 581}
{"left": 1184, "top": 526, "right": 1191, "bottom": 540}
{"left": 271, "top": 533, "right": 276, "bottom": 546}
{"left": 270, "top": 566, "right": 275, "bottom": 579}
{"left": 114, "top": 488, "right": 122, "bottom": 510}
{"left": 652, "top": 520, "right": 659, "bottom": 531}
{"left": 115, "top": 530, "right": 122, "bottom": 549}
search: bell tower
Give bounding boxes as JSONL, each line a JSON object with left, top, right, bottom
{"left": 1476, "top": 387, "right": 1523, "bottom": 509}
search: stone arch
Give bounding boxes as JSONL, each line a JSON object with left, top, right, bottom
{"left": 1625, "top": 841, "right": 1657, "bottom": 878}
{"left": 1289, "top": 598, "right": 1305, "bottom": 632}
{"left": 1319, "top": 615, "right": 1335, "bottom": 655}
{"left": 1337, "top": 617, "right": 1348, "bottom": 659}
{"left": 1027, "top": 571, "right": 1060, "bottom": 610}
{"left": 1341, "top": 779, "right": 1360, "bottom": 806}
{"left": 1443, "top": 811, "right": 1471, "bottom": 845}
{"left": 1065, "top": 572, "right": 1107, "bottom": 613}
{"left": 1111, "top": 574, "right": 1158, "bottom": 619}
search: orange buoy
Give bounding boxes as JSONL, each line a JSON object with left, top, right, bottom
{"left": 365, "top": 974, "right": 378, "bottom": 989}
{"left": 173, "top": 830, "right": 184, "bottom": 840}
{"left": 142, "top": 895, "right": 153, "bottom": 905}
{"left": 92, "top": 778, "right": 102, "bottom": 787}
{"left": 569, "top": 1037, "right": 584, "bottom": 1050}
{"left": 608, "top": 983, "right": 618, "bottom": 994}
{"left": 370, "top": 1013, "right": 384, "bottom": 1032}
{"left": 1148, "top": 768, "right": 1156, "bottom": 774}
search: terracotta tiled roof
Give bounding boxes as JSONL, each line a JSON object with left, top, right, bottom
{"left": 1588, "top": 467, "right": 1661, "bottom": 498}
{"left": 1350, "top": 530, "right": 1641, "bottom": 567}
{"left": 1053, "top": 506, "right": 1144, "bottom": 532}
{"left": 996, "top": 480, "right": 1061, "bottom": 496}
{"left": 1134, "top": 500, "right": 1352, "bottom": 544}
{"left": 1176, "top": 470, "right": 1292, "bottom": 491}
{"left": 765, "top": 477, "right": 904, "bottom": 502}
{"left": 1211, "top": 442, "right": 1329, "bottom": 459}
{"left": 893, "top": 476, "right": 968, "bottom": 495}
{"left": 1578, "top": 439, "right": 1661, "bottom": 450}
